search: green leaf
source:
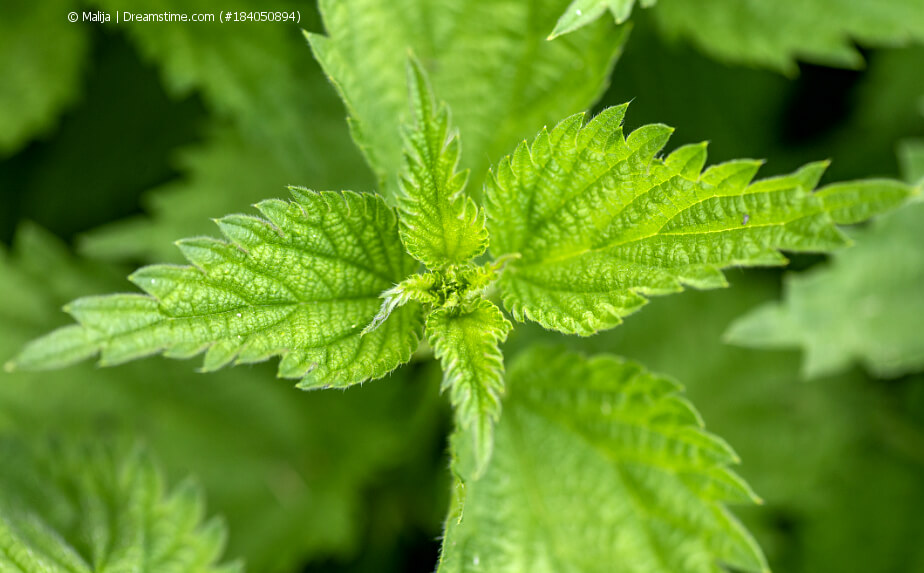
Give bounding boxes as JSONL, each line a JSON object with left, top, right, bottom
{"left": 725, "top": 199, "right": 924, "bottom": 379}
{"left": 309, "top": 0, "right": 628, "bottom": 200}
{"left": 0, "top": 439, "right": 239, "bottom": 573}
{"left": 0, "top": 0, "right": 88, "bottom": 155}
{"left": 8, "top": 190, "right": 422, "bottom": 387}
{"left": 550, "top": 0, "right": 655, "bottom": 38}
{"left": 397, "top": 57, "right": 487, "bottom": 268}
{"left": 427, "top": 300, "right": 512, "bottom": 477}
{"left": 550, "top": 0, "right": 924, "bottom": 72}
{"left": 486, "top": 105, "right": 913, "bottom": 336}
{"left": 439, "top": 347, "right": 766, "bottom": 573}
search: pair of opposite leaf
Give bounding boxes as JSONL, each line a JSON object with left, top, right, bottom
{"left": 7, "top": 57, "right": 914, "bottom": 476}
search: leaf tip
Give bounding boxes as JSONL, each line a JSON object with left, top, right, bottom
{"left": 548, "top": 20, "right": 569, "bottom": 40}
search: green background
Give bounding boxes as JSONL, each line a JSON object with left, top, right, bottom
{"left": 1, "top": 2, "right": 923, "bottom": 571}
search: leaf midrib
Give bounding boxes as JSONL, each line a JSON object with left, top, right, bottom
{"left": 513, "top": 201, "right": 828, "bottom": 271}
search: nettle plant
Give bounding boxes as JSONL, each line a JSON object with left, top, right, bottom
{"left": 5, "top": 10, "right": 916, "bottom": 573}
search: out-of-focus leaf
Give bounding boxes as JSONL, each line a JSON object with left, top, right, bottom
{"left": 0, "top": 439, "right": 240, "bottom": 573}
{"left": 652, "top": 0, "right": 924, "bottom": 73}
{"left": 0, "top": 0, "right": 88, "bottom": 155}
{"left": 550, "top": 0, "right": 924, "bottom": 73}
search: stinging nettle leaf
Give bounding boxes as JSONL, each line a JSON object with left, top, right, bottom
{"left": 0, "top": 440, "right": 240, "bottom": 573}
{"left": 439, "top": 347, "right": 766, "bottom": 573}
{"left": 485, "top": 104, "right": 913, "bottom": 336}
{"left": 397, "top": 57, "right": 488, "bottom": 269}
{"left": 8, "top": 189, "right": 423, "bottom": 388}
{"left": 427, "top": 299, "right": 512, "bottom": 477}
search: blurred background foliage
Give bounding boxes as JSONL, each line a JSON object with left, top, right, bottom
{"left": 1, "top": 0, "right": 923, "bottom": 572}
